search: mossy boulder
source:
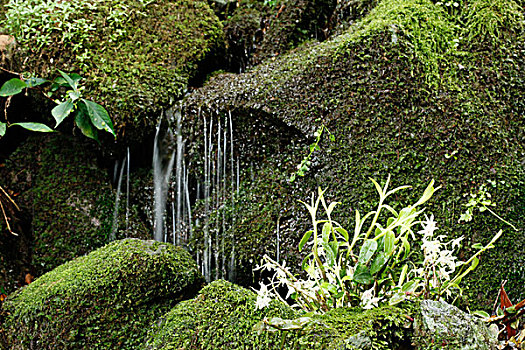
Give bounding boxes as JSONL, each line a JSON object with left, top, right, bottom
{"left": 143, "top": 279, "right": 411, "bottom": 349}
{"left": 0, "top": 0, "right": 224, "bottom": 142}
{"left": 183, "top": 0, "right": 524, "bottom": 308}
{"left": 1, "top": 238, "right": 204, "bottom": 349}
{"left": 0, "top": 134, "right": 149, "bottom": 282}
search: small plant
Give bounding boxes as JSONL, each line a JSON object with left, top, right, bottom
{"left": 255, "top": 176, "right": 503, "bottom": 314}
{"left": 0, "top": 70, "right": 115, "bottom": 141}
{"left": 459, "top": 183, "right": 518, "bottom": 231}
{"left": 289, "top": 125, "right": 334, "bottom": 182}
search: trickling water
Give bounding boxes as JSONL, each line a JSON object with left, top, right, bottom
{"left": 110, "top": 155, "right": 126, "bottom": 241}
{"left": 174, "top": 108, "right": 184, "bottom": 245}
{"left": 153, "top": 110, "right": 176, "bottom": 242}
{"left": 125, "top": 147, "right": 130, "bottom": 235}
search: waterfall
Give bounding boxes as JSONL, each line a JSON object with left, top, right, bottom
{"left": 150, "top": 106, "right": 240, "bottom": 282}
{"left": 152, "top": 110, "right": 176, "bottom": 242}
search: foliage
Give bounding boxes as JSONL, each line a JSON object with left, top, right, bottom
{"left": 255, "top": 177, "right": 504, "bottom": 313}
{"left": 0, "top": 71, "right": 115, "bottom": 141}
{"left": 289, "top": 125, "right": 334, "bottom": 182}
{"left": 1, "top": 239, "right": 204, "bottom": 350}
{"left": 2, "top": 0, "right": 224, "bottom": 140}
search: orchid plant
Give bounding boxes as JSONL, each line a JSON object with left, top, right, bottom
{"left": 255, "top": 176, "right": 503, "bottom": 313}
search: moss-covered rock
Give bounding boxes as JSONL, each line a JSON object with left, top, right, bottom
{"left": 0, "top": 0, "right": 224, "bottom": 142}
{"left": 0, "top": 134, "right": 149, "bottom": 280}
{"left": 182, "top": 0, "right": 525, "bottom": 308}
{"left": 1, "top": 238, "right": 204, "bottom": 349}
{"left": 143, "top": 279, "right": 411, "bottom": 349}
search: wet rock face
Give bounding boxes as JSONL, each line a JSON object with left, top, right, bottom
{"left": 413, "top": 300, "right": 498, "bottom": 350}
{"left": 1, "top": 238, "right": 204, "bottom": 350}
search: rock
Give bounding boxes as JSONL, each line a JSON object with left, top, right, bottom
{"left": 0, "top": 134, "right": 150, "bottom": 280}
{"left": 182, "top": 0, "right": 525, "bottom": 306}
{"left": 413, "top": 300, "right": 498, "bottom": 350}
{"left": 143, "top": 280, "right": 411, "bottom": 349}
{"left": 0, "top": 35, "right": 15, "bottom": 68}
{"left": 1, "top": 238, "right": 204, "bottom": 349}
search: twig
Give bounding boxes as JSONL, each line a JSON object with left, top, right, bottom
{"left": 0, "top": 199, "right": 18, "bottom": 236}
{"left": 0, "top": 66, "right": 21, "bottom": 76}
{"left": 0, "top": 185, "right": 20, "bottom": 210}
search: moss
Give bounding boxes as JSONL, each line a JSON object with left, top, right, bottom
{"left": 143, "top": 279, "right": 411, "bottom": 349}
{"left": 182, "top": 0, "right": 525, "bottom": 309}
{"left": 1, "top": 238, "right": 204, "bottom": 349}
{"left": 0, "top": 134, "right": 150, "bottom": 277}
{"left": 2, "top": 0, "right": 224, "bottom": 141}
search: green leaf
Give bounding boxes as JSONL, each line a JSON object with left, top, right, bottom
{"left": 471, "top": 310, "right": 490, "bottom": 318}
{"left": 358, "top": 239, "right": 378, "bottom": 264}
{"left": 299, "top": 230, "right": 313, "bottom": 252}
{"left": 370, "top": 252, "right": 389, "bottom": 275}
{"left": 370, "top": 178, "right": 384, "bottom": 197}
{"left": 471, "top": 243, "right": 483, "bottom": 250}
{"left": 353, "top": 264, "right": 373, "bottom": 284}
{"left": 401, "top": 280, "right": 417, "bottom": 293}
{"left": 58, "top": 70, "right": 78, "bottom": 91}
{"left": 335, "top": 227, "right": 349, "bottom": 241}
{"left": 384, "top": 231, "right": 395, "bottom": 255}
{"left": 0, "top": 78, "right": 27, "bottom": 96}
{"left": 51, "top": 99, "right": 74, "bottom": 127}
{"left": 81, "top": 99, "right": 115, "bottom": 137}
{"left": 322, "top": 223, "right": 331, "bottom": 243}
{"left": 400, "top": 236, "right": 411, "bottom": 259}
{"left": 0, "top": 122, "right": 6, "bottom": 136}
{"left": 414, "top": 179, "right": 439, "bottom": 207}
{"left": 10, "top": 122, "right": 54, "bottom": 132}
{"left": 74, "top": 107, "right": 98, "bottom": 141}
{"left": 25, "top": 77, "right": 47, "bottom": 88}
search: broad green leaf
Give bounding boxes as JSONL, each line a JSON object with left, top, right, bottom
{"left": 82, "top": 99, "right": 115, "bottom": 136}
{"left": 401, "top": 280, "right": 417, "bottom": 293}
{"left": 58, "top": 69, "right": 78, "bottom": 91}
{"left": 299, "top": 230, "right": 313, "bottom": 251}
{"left": 0, "top": 122, "right": 5, "bottom": 136}
{"left": 471, "top": 243, "right": 483, "bottom": 250}
{"left": 353, "top": 264, "right": 373, "bottom": 285}
{"left": 370, "top": 252, "right": 388, "bottom": 275}
{"left": 321, "top": 282, "right": 338, "bottom": 295}
{"left": 398, "top": 264, "right": 408, "bottom": 286}
{"left": 25, "top": 77, "right": 47, "bottom": 88}
{"left": 400, "top": 236, "right": 410, "bottom": 259}
{"left": 414, "top": 179, "right": 440, "bottom": 207}
{"left": 358, "top": 239, "right": 378, "bottom": 264}
{"left": 322, "top": 223, "right": 331, "bottom": 243}
{"left": 52, "top": 99, "right": 74, "bottom": 127}
{"left": 74, "top": 107, "right": 98, "bottom": 141}
{"left": 384, "top": 231, "right": 395, "bottom": 255}
{"left": 10, "top": 122, "right": 54, "bottom": 132}
{"left": 0, "top": 78, "right": 27, "bottom": 96}
{"left": 389, "top": 292, "right": 406, "bottom": 305}
{"left": 335, "top": 227, "right": 349, "bottom": 241}
{"left": 68, "top": 90, "right": 81, "bottom": 101}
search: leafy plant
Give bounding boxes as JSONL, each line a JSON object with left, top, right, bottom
{"left": 0, "top": 70, "right": 115, "bottom": 141}
{"left": 289, "top": 125, "right": 334, "bottom": 182}
{"left": 255, "top": 176, "right": 503, "bottom": 313}
{"left": 459, "top": 183, "right": 518, "bottom": 231}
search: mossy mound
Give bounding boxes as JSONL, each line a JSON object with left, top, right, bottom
{"left": 0, "top": 134, "right": 149, "bottom": 279}
{"left": 183, "top": 0, "right": 524, "bottom": 308}
{"left": 143, "top": 279, "right": 410, "bottom": 349}
{"left": 1, "top": 238, "right": 204, "bottom": 349}
{"left": 1, "top": 0, "right": 223, "bottom": 141}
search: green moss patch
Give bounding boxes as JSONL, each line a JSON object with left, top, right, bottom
{"left": 143, "top": 279, "right": 411, "bottom": 349}
{"left": 1, "top": 238, "right": 204, "bottom": 349}
{"left": 2, "top": 0, "right": 224, "bottom": 139}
